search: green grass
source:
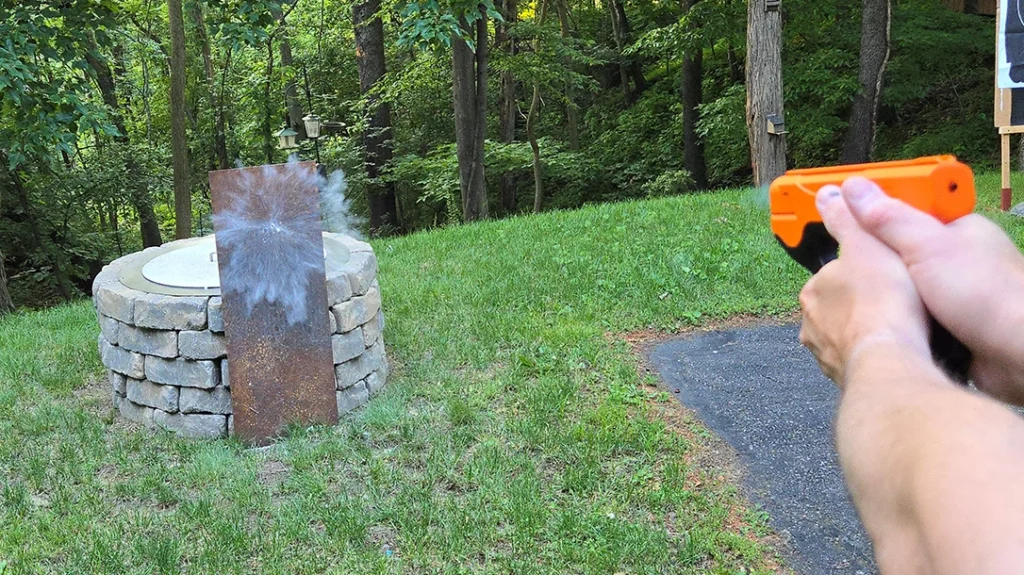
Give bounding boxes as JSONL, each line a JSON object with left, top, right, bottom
{"left": 2, "top": 173, "right": 1023, "bottom": 574}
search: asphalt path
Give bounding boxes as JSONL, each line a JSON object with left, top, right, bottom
{"left": 648, "top": 323, "right": 877, "bottom": 574}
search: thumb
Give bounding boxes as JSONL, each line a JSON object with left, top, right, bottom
{"left": 841, "top": 176, "right": 953, "bottom": 264}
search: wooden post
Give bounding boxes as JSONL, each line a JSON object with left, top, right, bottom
{"left": 746, "top": 0, "right": 787, "bottom": 188}
{"left": 1002, "top": 132, "right": 1012, "bottom": 211}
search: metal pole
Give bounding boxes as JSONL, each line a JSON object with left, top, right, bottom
{"left": 1003, "top": 132, "right": 1012, "bottom": 211}
{"left": 313, "top": 138, "right": 321, "bottom": 164}
{"left": 303, "top": 66, "right": 313, "bottom": 111}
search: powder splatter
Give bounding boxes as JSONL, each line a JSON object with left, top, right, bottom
{"left": 212, "top": 158, "right": 363, "bottom": 325}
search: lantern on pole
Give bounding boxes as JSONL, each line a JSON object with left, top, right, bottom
{"left": 302, "top": 114, "right": 322, "bottom": 164}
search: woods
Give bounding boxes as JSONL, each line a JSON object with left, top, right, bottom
{"left": 0, "top": 0, "right": 1002, "bottom": 311}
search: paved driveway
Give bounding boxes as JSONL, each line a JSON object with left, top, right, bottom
{"left": 648, "top": 324, "right": 876, "bottom": 575}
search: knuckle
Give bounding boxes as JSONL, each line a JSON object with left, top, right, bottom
{"left": 859, "top": 199, "right": 896, "bottom": 230}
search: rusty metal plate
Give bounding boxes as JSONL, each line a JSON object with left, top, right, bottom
{"left": 209, "top": 161, "right": 338, "bottom": 445}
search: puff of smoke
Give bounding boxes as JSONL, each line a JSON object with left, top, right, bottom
{"left": 745, "top": 185, "right": 771, "bottom": 211}
{"left": 317, "top": 166, "right": 366, "bottom": 239}
{"left": 213, "top": 159, "right": 360, "bottom": 325}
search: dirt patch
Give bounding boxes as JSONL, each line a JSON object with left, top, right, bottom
{"left": 257, "top": 460, "right": 290, "bottom": 488}
{"left": 619, "top": 311, "right": 800, "bottom": 356}
{"left": 367, "top": 524, "right": 399, "bottom": 557}
{"left": 75, "top": 374, "right": 115, "bottom": 416}
{"left": 619, "top": 315, "right": 800, "bottom": 574}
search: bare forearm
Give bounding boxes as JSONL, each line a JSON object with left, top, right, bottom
{"left": 837, "top": 343, "right": 1024, "bottom": 574}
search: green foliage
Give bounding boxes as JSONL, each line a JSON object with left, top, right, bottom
{"left": 585, "top": 82, "right": 689, "bottom": 197}
{"left": 695, "top": 84, "right": 751, "bottom": 186}
{"left": 0, "top": 1, "right": 119, "bottom": 169}
{"left": 874, "top": 1, "right": 996, "bottom": 164}
{"left": 199, "top": 0, "right": 288, "bottom": 50}
{"left": 0, "top": 0, "right": 1011, "bottom": 310}
{"left": 641, "top": 169, "right": 694, "bottom": 197}
{"left": 389, "top": 138, "right": 605, "bottom": 223}
{"left": 398, "top": 0, "right": 503, "bottom": 51}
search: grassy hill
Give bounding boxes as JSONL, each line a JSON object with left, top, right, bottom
{"left": 2, "top": 174, "right": 1023, "bottom": 574}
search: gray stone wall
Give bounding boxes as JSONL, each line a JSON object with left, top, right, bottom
{"left": 93, "top": 233, "right": 388, "bottom": 439}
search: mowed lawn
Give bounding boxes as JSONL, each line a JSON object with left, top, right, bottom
{"left": 2, "top": 172, "right": 1022, "bottom": 574}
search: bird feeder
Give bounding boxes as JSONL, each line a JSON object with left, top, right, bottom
{"left": 275, "top": 127, "right": 299, "bottom": 150}
{"left": 766, "top": 114, "right": 787, "bottom": 136}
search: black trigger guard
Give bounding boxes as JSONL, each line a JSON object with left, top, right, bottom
{"left": 777, "top": 222, "right": 837, "bottom": 273}
{"left": 778, "top": 223, "right": 972, "bottom": 383}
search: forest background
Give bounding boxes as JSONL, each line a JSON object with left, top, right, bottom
{"left": 0, "top": 0, "right": 997, "bottom": 310}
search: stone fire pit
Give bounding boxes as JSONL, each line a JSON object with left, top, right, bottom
{"left": 92, "top": 233, "right": 388, "bottom": 438}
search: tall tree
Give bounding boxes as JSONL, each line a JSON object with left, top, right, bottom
{"left": 745, "top": 0, "right": 786, "bottom": 187}
{"left": 497, "top": 0, "right": 519, "bottom": 213}
{"left": 84, "top": 39, "right": 164, "bottom": 247}
{"left": 452, "top": 9, "right": 490, "bottom": 221}
{"left": 274, "top": 7, "right": 307, "bottom": 143}
{"left": 168, "top": 0, "right": 191, "bottom": 238}
{"left": 527, "top": 84, "right": 543, "bottom": 212}
{"left": 606, "top": 0, "right": 633, "bottom": 105}
{"left": 0, "top": 187, "right": 13, "bottom": 314}
{"left": 681, "top": 0, "right": 707, "bottom": 189}
{"left": 354, "top": 0, "right": 400, "bottom": 233}
{"left": 840, "top": 0, "right": 891, "bottom": 164}
{"left": 191, "top": 3, "right": 230, "bottom": 169}
{"left": 554, "top": 0, "right": 579, "bottom": 150}
{"left": 0, "top": 243, "right": 12, "bottom": 315}
{"left": 263, "top": 39, "right": 276, "bottom": 165}
{"left": 527, "top": 0, "right": 546, "bottom": 212}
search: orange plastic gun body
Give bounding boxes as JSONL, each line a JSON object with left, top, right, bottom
{"left": 769, "top": 156, "right": 976, "bottom": 272}
{"left": 768, "top": 155, "right": 977, "bottom": 382}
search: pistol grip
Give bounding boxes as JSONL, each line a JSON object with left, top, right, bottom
{"left": 930, "top": 319, "right": 972, "bottom": 383}
{"left": 781, "top": 223, "right": 972, "bottom": 383}
{"left": 779, "top": 223, "right": 838, "bottom": 274}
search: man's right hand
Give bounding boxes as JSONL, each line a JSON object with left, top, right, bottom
{"left": 839, "top": 177, "right": 1024, "bottom": 405}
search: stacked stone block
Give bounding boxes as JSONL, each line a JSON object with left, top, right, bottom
{"left": 93, "top": 233, "right": 389, "bottom": 439}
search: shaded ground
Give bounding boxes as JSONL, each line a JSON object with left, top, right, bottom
{"left": 648, "top": 323, "right": 877, "bottom": 575}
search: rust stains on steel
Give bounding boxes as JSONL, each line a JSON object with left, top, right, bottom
{"left": 209, "top": 161, "right": 338, "bottom": 445}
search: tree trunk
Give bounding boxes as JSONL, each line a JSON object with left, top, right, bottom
{"left": 191, "top": 3, "right": 229, "bottom": 169}
{"left": 0, "top": 244, "right": 14, "bottom": 315}
{"left": 745, "top": 0, "right": 786, "bottom": 187}
{"left": 527, "top": 85, "right": 543, "bottom": 212}
{"left": 276, "top": 10, "right": 307, "bottom": 142}
{"left": 497, "top": 0, "right": 518, "bottom": 213}
{"left": 354, "top": 0, "right": 400, "bottom": 234}
{"left": 169, "top": 0, "right": 191, "bottom": 239}
{"left": 614, "top": 1, "right": 646, "bottom": 95}
{"left": 606, "top": 0, "right": 633, "bottom": 105}
{"left": 555, "top": 0, "right": 579, "bottom": 150}
{"left": 681, "top": 0, "right": 707, "bottom": 189}
{"left": 263, "top": 40, "right": 276, "bottom": 165}
{"left": 840, "top": 0, "right": 891, "bottom": 164}
{"left": 452, "top": 10, "right": 489, "bottom": 221}
{"left": 85, "top": 41, "right": 164, "bottom": 247}
{"left": 0, "top": 185, "right": 14, "bottom": 314}
{"left": 4, "top": 160, "right": 72, "bottom": 301}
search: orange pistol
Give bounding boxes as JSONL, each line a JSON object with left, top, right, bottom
{"left": 769, "top": 155, "right": 977, "bottom": 381}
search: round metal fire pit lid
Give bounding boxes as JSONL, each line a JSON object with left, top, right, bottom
{"left": 142, "top": 240, "right": 221, "bottom": 289}
{"left": 119, "top": 234, "right": 350, "bottom": 296}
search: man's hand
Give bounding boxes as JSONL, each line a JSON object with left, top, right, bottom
{"left": 798, "top": 178, "right": 931, "bottom": 386}
{"left": 839, "top": 177, "right": 1024, "bottom": 404}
